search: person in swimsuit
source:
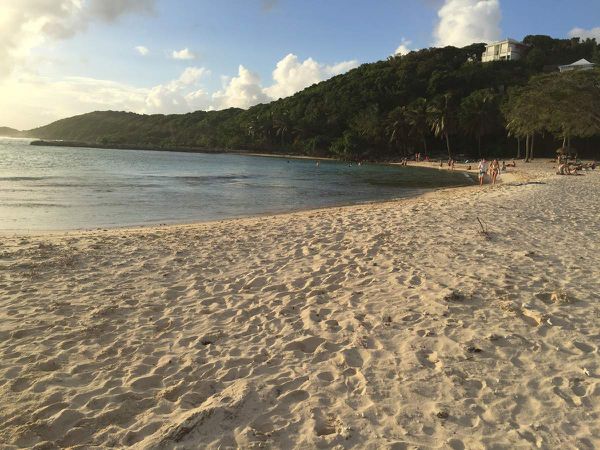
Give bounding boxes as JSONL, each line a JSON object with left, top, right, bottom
{"left": 490, "top": 159, "right": 500, "bottom": 184}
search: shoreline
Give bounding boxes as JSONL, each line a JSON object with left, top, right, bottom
{"left": 29, "top": 139, "right": 337, "bottom": 161}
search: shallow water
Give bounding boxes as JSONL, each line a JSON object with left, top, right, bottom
{"left": 0, "top": 138, "right": 473, "bottom": 230}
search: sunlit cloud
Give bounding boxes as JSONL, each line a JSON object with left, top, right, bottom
{"left": 0, "top": 0, "right": 156, "bottom": 77}
{"left": 264, "top": 54, "right": 358, "bottom": 100}
{"left": 135, "top": 45, "right": 149, "bottom": 56}
{"left": 568, "top": 26, "right": 600, "bottom": 41}
{"left": 434, "top": 0, "right": 501, "bottom": 46}
{"left": 394, "top": 38, "right": 413, "bottom": 55}
{"left": 172, "top": 48, "right": 196, "bottom": 60}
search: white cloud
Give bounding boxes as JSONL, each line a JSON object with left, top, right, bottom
{"left": 394, "top": 38, "right": 413, "bottom": 56}
{"left": 568, "top": 27, "right": 600, "bottom": 41}
{"left": 0, "top": 65, "right": 211, "bottom": 128}
{"left": 434, "top": 0, "right": 501, "bottom": 47}
{"left": 212, "top": 65, "right": 270, "bottom": 109}
{"left": 264, "top": 53, "right": 358, "bottom": 99}
{"left": 0, "top": 0, "right": 156, "bottom": 77}
{"left": 172, "top": 48, "right": 196, "bottom": 60}
{"left": 135, "top": 45, "right": 149, "bottom": 56}
{"left": 0, "top": 73, "right": 148, "bottom": 129}
{"left": 145, "top": 66, "right": 210, "bottom": 114}
{"left": 174, "top": 67, "right": 210, "bottom": 86}
{"left": 212, "top": 55, "right": 358, "bottom": 109}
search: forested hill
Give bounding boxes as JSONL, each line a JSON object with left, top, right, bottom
{"left": 26, "top": 35, "right": 600, "bottom": 160}
{"left": 0, "top": 127, "right": 21, "bottom": 137}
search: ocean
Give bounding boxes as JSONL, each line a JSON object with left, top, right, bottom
{"left": 0, "top": 138, "right": 473, "bottom": 231}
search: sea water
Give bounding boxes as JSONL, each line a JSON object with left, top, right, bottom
{"left": 0, "top": 138, "right": 473, "bottom": 231}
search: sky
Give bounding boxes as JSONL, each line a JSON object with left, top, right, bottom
{"left": 1, "top": 0, "right": 599, "bottom": 130}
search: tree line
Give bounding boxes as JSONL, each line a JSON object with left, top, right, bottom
{"left": 26, "top": 35, "right": 600, "bottom": 160}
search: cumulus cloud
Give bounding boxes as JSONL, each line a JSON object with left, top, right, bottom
{"left": 145, "top": 66, "right": 210, "bottom": 113}
{"left": 264, "top": 54, "right": 359, "bottom": 99}
{"left": 434, "top": 0, "right": 501, "bottom": 47}
{"left": 172, "top": 48, "right": 196, "bottom": 60}
{"left": 0, "top": 0, "right": 156, "bottom": 77}
{"left": 135, "top": 46, "right": 149, "bottom": 56}
{"left": 212, "top": 55, "right": 358, "bottom": 109}
{"left": 568, "top": 27, "right": 600, "bottom": 41}
{"left": 212, "top": 66, "right": 270, "bottom": 109}
{"left": 394, "top": 38, "right": 413, "bottom": 56}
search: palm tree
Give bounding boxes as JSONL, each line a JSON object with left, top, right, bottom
{"left": 272, "top": 111, "right": 291, "bottom": 148}
{"left": 385, "top": 106, "right": 410, "bottom": 155}
{"left": 427, "top": 93, "right": 457, "bottom": 159}
{"left": 405, "top": 98, "right": 429, "bottom": 156}
{"left": 459, "top": 89, "right": 499, "bottom": 157}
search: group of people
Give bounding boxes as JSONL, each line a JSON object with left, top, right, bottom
{"left": 477, "top": 158, "right": 510, "bottom": 185}
{"left": 556, "top": 154, "right": 596, "bottom": 175}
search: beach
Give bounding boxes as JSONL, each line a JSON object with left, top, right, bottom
{"left": 1, "top": 161, "right": 599, "bottom": 449}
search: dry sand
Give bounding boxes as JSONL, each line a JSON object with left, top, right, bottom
{"left": 0, "top": 161, "right": 599, "bottom": 449}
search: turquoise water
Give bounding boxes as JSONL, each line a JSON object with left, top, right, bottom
{"left": 0, "top": 138, "right": 473, "bottom": 231}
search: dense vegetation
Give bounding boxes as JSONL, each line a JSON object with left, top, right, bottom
{"left": 21, "top": 35, "right": 600, "bottom": 160}
{"left": 504, "top": 69, "right": 600, "bottom": 160}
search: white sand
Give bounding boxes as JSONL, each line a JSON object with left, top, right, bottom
{"left": 0, "top": 161, "right": 599, "bottom": 449}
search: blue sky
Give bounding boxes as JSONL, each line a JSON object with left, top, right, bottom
{"left": 1, "top": 0, "right": 599, "bottom": 129}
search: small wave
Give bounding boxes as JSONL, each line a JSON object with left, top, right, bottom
{"left": 0, "top": 176, "right": 49, "bottom": 182}
{"left": 2, "top": 202, "right": 68, "bottom": 208}
{"left": 152, "top": 174, "right": 253, "bottom": 183}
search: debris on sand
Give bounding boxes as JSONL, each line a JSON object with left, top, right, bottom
{"left": 443, "top": 290, "right": 464, "bottom": 302}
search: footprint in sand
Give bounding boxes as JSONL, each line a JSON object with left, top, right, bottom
{"left": 283, "top": 336, "right": 325, "bottom": 354}
{"left": 572, "top": 341, "right": 595, "bottom": 354}
{"left": 316, "top": 371, "right": 335, "bottom": 383}
{"left": 416, "top": 349, "right": 443, "bottom": 371}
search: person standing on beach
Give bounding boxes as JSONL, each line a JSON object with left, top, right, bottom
{"left": 478, "top": 159, "right": 487, "bottom": 186}
{"left": 490, "top": 159, "right": 500, "bottom": 184}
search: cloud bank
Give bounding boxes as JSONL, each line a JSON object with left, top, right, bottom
{"left": 568, "top": 27, "right": 600, "bottom": 41}
{"left": 434, "top": 0, "right": 501, "bottom": 47}
{"left": 0, "top": 53, "right": 358, "bottom": 129}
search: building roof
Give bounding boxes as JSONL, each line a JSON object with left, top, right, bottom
{"left": 485, "top": 38, "right": 525, "bottom": 47}
{"left": 568, "top": 58, "right": 595, "bottom": 66}
{"left": 558, "top": 58, "right": 596, "bottom": 70}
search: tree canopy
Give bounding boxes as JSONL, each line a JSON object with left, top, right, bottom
{"left": 504, "top": 69, "right": 600, "bottom": 146}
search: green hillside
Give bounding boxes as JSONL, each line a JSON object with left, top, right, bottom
{"left": 0, "top": 127, "right": 21, "bottom": 137}
{"left": 26, "top": 35, "right": 600, "bottom": 159}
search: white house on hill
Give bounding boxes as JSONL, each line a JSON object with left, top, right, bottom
{"left": 558, "top": 58, "right": 596, "bottom": 72}
{"left": 482, "top": 39, "right": 528, "bottom": 62}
